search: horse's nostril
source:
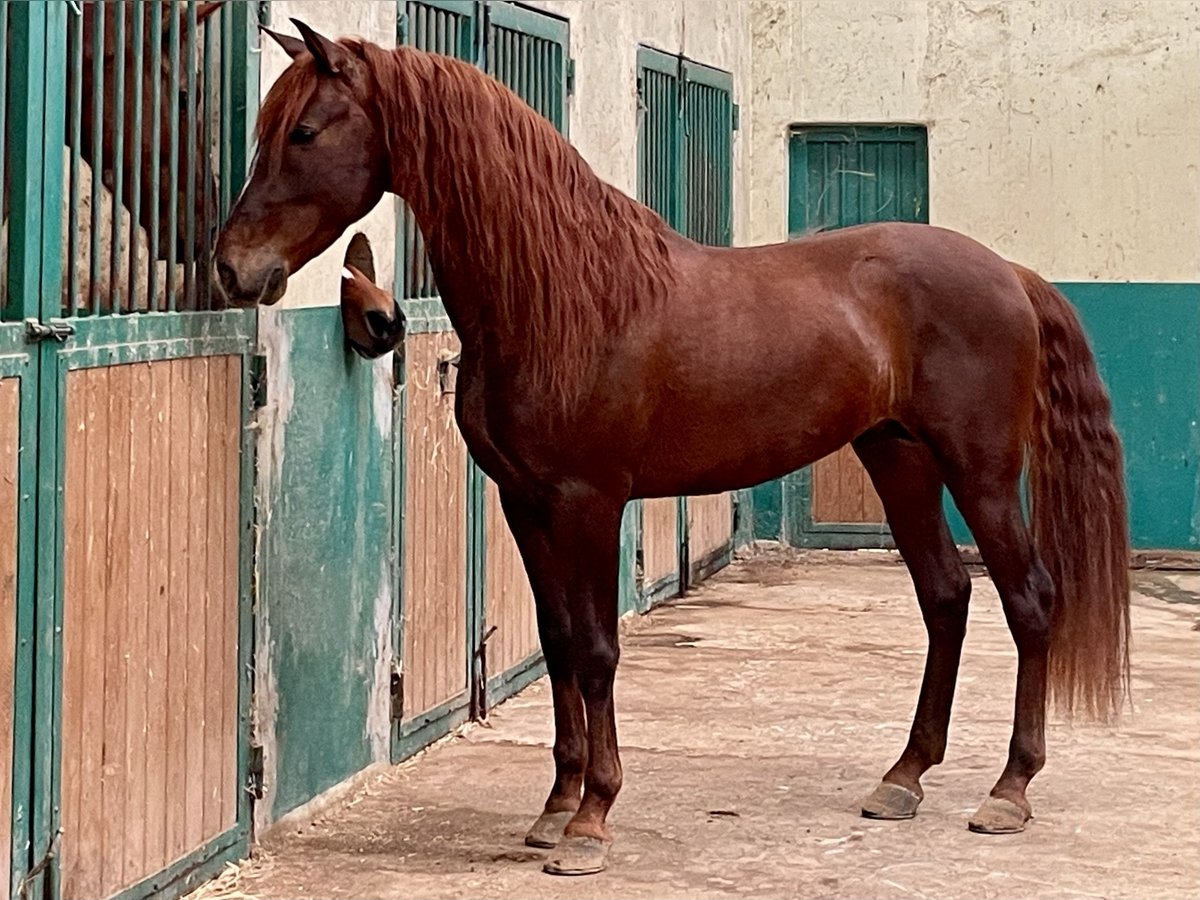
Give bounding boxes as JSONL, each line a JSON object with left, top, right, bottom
{"left": 216, "top": 261, "right": 238, "bottom": 295}
{"left": 264, "top": 264, "right": 286, "bottom": 297}
{"left": 365, "top": 310, "right": 393, "bottom": 340}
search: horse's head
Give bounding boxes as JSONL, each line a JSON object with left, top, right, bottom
{"left": 79, "top": 1, "right": 226, "bottom": 261}
{"left": 215, "top": 20, "right": 390, "bottom": 307}
{"left": 340, "top": 233, "right": 405, "bottom": 359}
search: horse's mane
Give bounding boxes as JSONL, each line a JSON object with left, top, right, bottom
{"left": 258, "top": 40, "right": 676, "bottom": 408}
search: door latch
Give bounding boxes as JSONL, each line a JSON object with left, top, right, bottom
{"left": 24, "top": 318, "right": 76, "bottom": 343}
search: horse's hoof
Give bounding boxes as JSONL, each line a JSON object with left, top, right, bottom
{"left": 524, "top": 810, "right": 574, "bottom": 849}
{"left": 542, "top": 835, "right": 611, "bottom": 876}
{"left": 860, "top": 781, "right": 922, "bottom": 820}
{"left": 967, "top": 796, "right": 1030, "bottom": 834}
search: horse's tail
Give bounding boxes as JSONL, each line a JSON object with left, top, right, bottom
{"left": 1013, "top": 263, "right": 1130, "bottom": 721}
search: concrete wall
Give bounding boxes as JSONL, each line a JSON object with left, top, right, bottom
{"left": 747, "top": 0, "right": 1200, "bottom": 281}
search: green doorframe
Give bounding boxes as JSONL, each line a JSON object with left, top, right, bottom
{"left": 1, "top": 3, "right": 263, "bottom": 897}
{"left": 761, "top": 124, "right": 929, "bottom": 551}
{"left": 392, "top": 0, "right": 574, "bottom": 751}
{"left": 391, "top": 0, "right": 479, "bottom": 764}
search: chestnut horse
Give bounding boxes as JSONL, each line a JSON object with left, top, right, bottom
{"left": 215, "top": 22, "right": 1130, "bottom": 876}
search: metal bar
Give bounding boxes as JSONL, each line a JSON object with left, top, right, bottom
{"left": 184, "top": 0, "right": 198, "bottom": 308}
{"left": 111, "top": 0, "right": 127, "bottom": 313}
{"left": 220, "top": 3, "right": 232, "bottom": 220}
{"left": 167, "top": 0, "right": 181, "bottom": 310}
{"left": 149, "top": 0, "right": 163, "bottom": 309}
{"left": 128, "top": 0, "right": 145, "bottom": 312}
{"left": 201, "top": 5, "right": 215, "bottom": 309}
{"left": 89, "top": 2, "right": 105, "bottom": 314}
{"left": 0, "top": 0, "right": 8, "bottom": 316}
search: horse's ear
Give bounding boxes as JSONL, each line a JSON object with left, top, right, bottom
{"left": 290, "top": 18, "right": 350, "bottom": 75}
{"left": 196, "top": 2, "right": 227, "bottom": 25}
{"left": 259, "top": 25, "right": 306, "bottom": 60}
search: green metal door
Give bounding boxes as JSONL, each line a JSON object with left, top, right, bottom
{"left": 634, "top": 47, "right": 737, "bottom": 609}
{"left": 772, "top": 125, "right": 929, "bottom": 549}
{"left": 478, "top": 1, "right": 570, "bottom": 712}
{"left": 3, "top": 4, "right": 261, "bottom": 898}
{"left": 392, "top": 0, "right": 479, "bottom": 761}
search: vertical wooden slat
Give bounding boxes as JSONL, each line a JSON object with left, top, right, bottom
{"left": 165, "top": 359, "right": 189, "bottom": 861}
{"left": 185, "top": 358, "right": 209, "bottom": 850}
{"left": 144, "top": 359, "right": 171, "bottom": 872}
{"left": 221, "top": 355, "right": 240, "bottom": 830}
{"left": 123, "top": 362, "right": 151, "bottom": 883}
{"left": 78, "top": 370, "right": 108, "bottom": 899}
{"left": 203, "top": 359, "right": 226, "bottom": 836}
{"left": 100, "top": 365, "right": 132, "bottom": 893}
{"left": 1, "top": 380, "right": 21, "bottom": 899}
{"left": 59, "top": 374, "right": 85, "bottom": 899}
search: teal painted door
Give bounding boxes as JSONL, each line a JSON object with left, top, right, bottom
{"left": 479, "top": 1, "right": 570, "bottom": 711}
{"left": 2, "top": 4, "right": 261, "bottom": 898}
{"left": 778, "top": 125, "right": 929, "bottom": 550}
{"left": 635, "top": 47, "right": 737, "bottom": 608}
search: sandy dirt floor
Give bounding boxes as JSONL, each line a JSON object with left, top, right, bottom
{"left": 190, "top": 550, "right": 1200, "bottom": 900}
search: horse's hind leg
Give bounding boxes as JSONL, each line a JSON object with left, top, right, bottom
{"left": 853, "top": 430, "right": 972, "bottom": 821}
{"left": 945, "top": 472, "right": 1052, "bottom": 834}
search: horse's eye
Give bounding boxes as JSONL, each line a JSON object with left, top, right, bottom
{"left": 289, "top": 126, "right": 317, "bottom": 146}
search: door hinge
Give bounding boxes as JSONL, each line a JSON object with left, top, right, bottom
{"left": 390, "top": 664, "right": 404, "bottom": 722}
{"left": 24, "top": 318, "right": 75, "bottom": 343}
{"left": 247, "top": 742, "right": 265, "bottom": 800}
{"left": 566, "top": 57, "right": 576, "bottom": 96}
{"left": 732, "top": 102, "right": 740, "bottom": 132}
{"left": 249, "top": 353, "right": 268, "bottom": 409}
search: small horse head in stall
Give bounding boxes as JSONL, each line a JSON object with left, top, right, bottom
{"left": 75, "top": 1, "right": 226, "bottom": 261}
{"left": 339, "top": 232, "right": 405, "bottom": 359}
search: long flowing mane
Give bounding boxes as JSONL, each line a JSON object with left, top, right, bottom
{"left": 258, "top": 41, "right": 678, "bottom": 406}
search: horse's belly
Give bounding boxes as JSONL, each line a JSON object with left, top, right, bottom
{"left": 630, "top": 375, "right": 879, "bottom": 498}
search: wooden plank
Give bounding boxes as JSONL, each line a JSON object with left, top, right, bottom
{"left": 123, "top": 363, "right": 151, "bottom": 888}
{"left": 185, "top": 357, "right": 209, "bottom": 852}
{"left": 99, "top": 364, "right": 132, "bottom": 895}
{"left": 203, "top": 358, "right": 226, "bottom": 838}
{"left": 403, "top": 334, "right": 469, "bottom": 720}
{"left": 165, "top": 359, "right": 190, "bottom": 862}
{"left": 76, "top": 369, "right": 108, "bottom": 900}
{"left": 1, "top": 380, "right": 21, "bottom": 900}
{"left": 642, "top": 498, "right": 677, "bottom": 585}
{"left": 58, "top": 372, "right": 85, "bottom": 899}
{"left": 144, "top": 358, "right": 172, "bottom": 872}
{"left": 221, "top": 355, "right": 240, "bottom": 830}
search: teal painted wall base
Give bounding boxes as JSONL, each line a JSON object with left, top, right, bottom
{"left": 753, "top": 282, "right": 1200, "bottom": 552}
{"left": 258, "top": 306, "right": 394, "bottom": 821}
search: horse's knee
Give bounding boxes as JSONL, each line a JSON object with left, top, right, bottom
{"left": 575, "top": 636, "right": 620, "bottom": 689}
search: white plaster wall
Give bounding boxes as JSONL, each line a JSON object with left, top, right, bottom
{"left": 748, "top": 0, "right": 1200, "bottom": 281}
{"left": 257, "top": 1, "right": 398, "bottom": 308}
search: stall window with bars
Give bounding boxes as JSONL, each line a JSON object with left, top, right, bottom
{"left": 0, "top": 1, "right": 241, "bottom": 318}
{"left": 396, "top": 1, "right": 571, "bottom": 307}
{"left": 637, "top": 46, "right": 735, "bottom": 248}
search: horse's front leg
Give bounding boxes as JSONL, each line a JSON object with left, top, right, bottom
{"left": 499, "top": 484, "right": 625, "bottom": 875}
